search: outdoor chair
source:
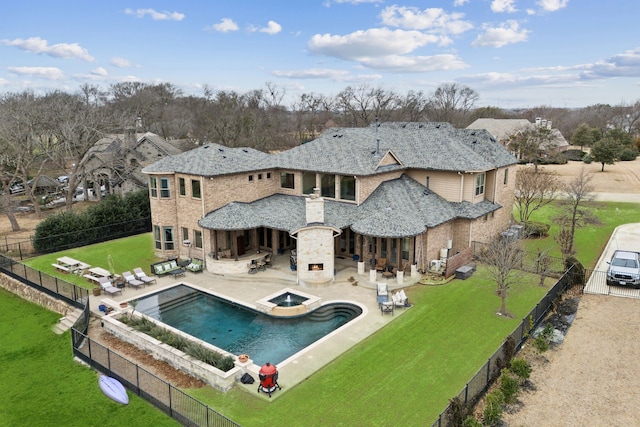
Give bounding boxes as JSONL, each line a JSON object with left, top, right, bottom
{"left": 185, "top": 258, "right": 204, "bottom": 273}
{"left": 263, "top": 253, "right": 272, "bottom": 267}
{"left": 122, "top": 271, "right": 145, "bottom": 288}
{"left": 248, "top": 260, "right": 258, "bottom": 274}
{"left": 133, "top": 268, "right": 156, "bottom": 285}
{"left": 392, "top": 290, "right": 409, "bottom": 309}
{"left": 99, "top": 277, "right": 122, "bottom": 296}
{"left": 375, "top": 258, "right": 387, "bottom": 272}
{"left": 376, "top": 282, "right": 389, "bottom": 304}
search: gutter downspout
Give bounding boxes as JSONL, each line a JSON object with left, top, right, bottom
{"left": 458, "top": 172, "right": 464, "bottom": 202}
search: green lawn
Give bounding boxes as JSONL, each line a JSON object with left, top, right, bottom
{"left": 12, "top": 200, "right": 637, "bottom": 426}
{"left": 187, "top": 267, "right": 549, "bottom": 426}
{"left": 24, "top": 233, "right": 161, "bottom": 289}
{"left": 519, "top": 201, "right": 640, "bottom": 268}
{"left": 0, "top": 288, "right": 179, "bottom": 427}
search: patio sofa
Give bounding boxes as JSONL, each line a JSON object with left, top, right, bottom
{"left": 150, "top": 258, "right": 182, "bottom": 276}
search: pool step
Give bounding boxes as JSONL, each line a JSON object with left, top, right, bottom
{"left": 307, "top": 304, "right": 362, "bottom": 322}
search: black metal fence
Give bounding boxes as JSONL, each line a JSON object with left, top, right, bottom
{"left": 0, "top": 217, "right": 151, "bottom": 260}
{"left": 0, "top": 254, "right": 240, "bottom": 427}
{"left": 72, "top": 331, "right": 241, "bottom": 427}
{"left": 429, "top": 266, "right": 575, "bottom": 427}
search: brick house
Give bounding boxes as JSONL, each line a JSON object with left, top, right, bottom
{"left": 142, "top": 122, "right": 517, "bottom": 286}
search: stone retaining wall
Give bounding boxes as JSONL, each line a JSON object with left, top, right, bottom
{"left": 0, "top": 273, "right": 74, "bottom": 317}
{"left": 101, "top": 313, "right": 244, "bottom": 392}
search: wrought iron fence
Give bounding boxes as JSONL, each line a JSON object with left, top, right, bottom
{"left": 429, "top": 266, "right": 575, "bottom": 427}
{"left": 72, "top": 331, "right": 241, "bottom": 427}
{"left": 0, "top": 217, "right": 150, "bottom": 260}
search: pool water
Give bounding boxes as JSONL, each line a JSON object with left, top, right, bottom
{"left": 134, "top": 285, "right": 362, "bottom": 365}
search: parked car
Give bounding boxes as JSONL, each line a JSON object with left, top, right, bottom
{"left": 606, "top": 250, "right": 640, "bottom": 288}
{"left": 9, "top": 182, "right": 25, "bottom": 194}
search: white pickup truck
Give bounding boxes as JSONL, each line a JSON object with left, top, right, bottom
{"left": 606, "top": 250, "right": 640, "bottom": 288}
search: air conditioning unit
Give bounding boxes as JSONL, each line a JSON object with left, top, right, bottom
{"left": 429, "top": 260, "right": 441, "bottom": 271}
{"left": 183, "top": 240, "right": 191, "bottom": 246}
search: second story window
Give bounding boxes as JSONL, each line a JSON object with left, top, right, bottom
{"left": 475, "top": 173, "right": 485, "bottom": 196}
{"left": 191, "top": 179, "right": 201, "bottom": 199}
{"left": 321, "top": 174, "right": 335, "bottom": 198}
{"left": 179, "top": 178, "right": 186, "bottom": 196}
{"left": 339, "top": 175, "right": 355, "bottom": 201}
{"left": 280, "top": 172, "right": 294, "bottom": 189}
{"left": 160, "top": 178, "right": 171, "bottom": 198}
{"left": 504, "top": 168, "right": 509, "bottom": 185}
{"left": 149, "top": 177, "right": 157, "bottom": 197}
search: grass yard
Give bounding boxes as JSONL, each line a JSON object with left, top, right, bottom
{"left": 519, "top": 201, "right": 640, "bottom": 268}
{"left": 187, "top": 267, "right": 549, "bottom": 426}
{"left": 16, "top": 200, "right": 633, "bottom": 426}
{"left": 24, "top": 233, "right": 161, "bottom": 290}
{"left": 0, "top": 288, "right": 178, "bottom": 427}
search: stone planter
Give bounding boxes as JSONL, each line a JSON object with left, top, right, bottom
{"left": 92, "top": 287, "right": 101, "bottom": 296}
{"left": 119, "top": 302, "right": 128, "bottom": 309}
{"left": 238, "top": 354, "right": 249, "bottom": 363}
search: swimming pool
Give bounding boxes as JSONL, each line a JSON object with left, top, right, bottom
{"left": 134, "top": 285, "right": 362, "bottom": 365}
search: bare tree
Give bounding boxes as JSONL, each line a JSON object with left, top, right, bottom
{"left": 554, "top": 167, "right": 599, "bottom": 256}
{"left": 427, "top": 83, "right": 479, "bottom": 126}
{"left": 476, "top": 237, "right": 525, "bottom": 317}
{"left": 514, "top": 166, "right": 562, "bottom": 223}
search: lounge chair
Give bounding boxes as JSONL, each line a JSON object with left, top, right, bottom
{"left": 99, "top": 277, "right": 122, "bottom": 296}
{"left": 133, "top": 268, "right": 156, "bottom": 285}
{"left": 263, "top": 253, "right": 272, "bottom": 268}
{"left": 376, "top": 282, "right": 388, "bottom": 304}
{"left": 375, "top": 258, "right": 387, "bottom": 272}
{"left": 122, "top": 271, "right": 145, "bottom": 288}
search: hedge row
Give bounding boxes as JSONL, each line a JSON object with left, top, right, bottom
{"left": 33, "top": 190, "right": 151, "bottom": 253}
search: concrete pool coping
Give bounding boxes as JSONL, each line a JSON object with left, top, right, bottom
{"left": 91, "top": 254, "right": 422, "bottom": 398}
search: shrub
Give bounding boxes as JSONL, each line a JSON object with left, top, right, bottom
{"left": 462, "top": 415, "right": 482, "bottom": 427}
{"left": 534, "top": 335, "right": 549, "bottom": 352}
{"left": 483, "top": 389, "right": 504, "bottom": 426}
{"left": 499, "top": 369, "right": 520, "bottom": 404}
{"left": 522, "top": 221, "right": 550, "bottom": 238}
{"left": 583, "top": 154, "right": 593, "bottom": 164}
{"left": 563, "top": 149, "right": 587, "bottom": 161}
{"left": 509, "top": 358, "right": 532, "bottom": 384}
{"left": 565, "top": 256, "right": 586, "bottom": 287}
{"left": 619, "top": 147, "right": 638, "bottom": 161}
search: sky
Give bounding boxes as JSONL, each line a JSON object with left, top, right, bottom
{"left": 0, "top": 0, "right": 638, "bottom": 109}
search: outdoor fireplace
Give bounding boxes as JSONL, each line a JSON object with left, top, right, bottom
{"left": 309, "top": 263, "right": 324, "bottom": 271}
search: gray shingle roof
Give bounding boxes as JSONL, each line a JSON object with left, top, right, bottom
{"left": 143, "top": 122, "right": 516, "bottom": 177}
{"left": 198, "top": 174, "right": 501, "bottom": 237}
{"left": 142, "top": 142, "right": 276, "bottom": 176}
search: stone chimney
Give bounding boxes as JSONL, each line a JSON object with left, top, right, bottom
{"left": 124, "top": 128, "right": 137, "bottom": 149}
{"left": 306, "top": 187, "right": 324, "bottom": 224}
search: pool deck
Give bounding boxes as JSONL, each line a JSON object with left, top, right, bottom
{"left": 91, "top": 254, "right": 422, "bottom": 399}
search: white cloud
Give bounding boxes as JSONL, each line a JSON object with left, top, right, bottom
{"left": 453, "top": 0, "right": 470, "bottom": 6}
{"left": 8, "top": 66, "right": 65, "bottom": 80}
{"left": 309, "top": 28, "right": 442, "bottom": 61}
{"left": 1, "top": 37, "right": 94, "bottom": 61}
{"left": 491, "top": 0, "right": 517, "bottom": 13}
{"left": 260, "top": 21, "right": 282, "bottom": 35}
{"left": 208, "top": 18, "right": 239, "bottom": 32}
{"left": 272, "top": 68, "right": 351, "bottom": 80}
{"left": 537, "top": 0, "right": 569, "bottom": 12}
{"left": 124, "top": 8, "right": 185, "bottom": 21}
{"left": 0, "top": 77, "right": 8, "bottom": 86}
{"left": 110, "top": 57, "right": 137, "bottom": 68}
{"left": 472, "top": 20, "right": 529, "bottom": 48}
{"left": 91, "top": 67, "right": 108, "bottom": 77}
{"left": 359, "top": 54, "right": 468, "bottom": 72}
{"left": 379, "top": 6, "right": 473, "bottom": 34}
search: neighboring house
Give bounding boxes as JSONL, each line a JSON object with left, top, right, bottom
{"left": 142, "top": 122, "right": 517, "bottom": 286}
{"left": 81, "top": 130, "right": 185, "bottom": 197}
{"left": 467, "top": 118, "right": 569, "bottom": 159}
